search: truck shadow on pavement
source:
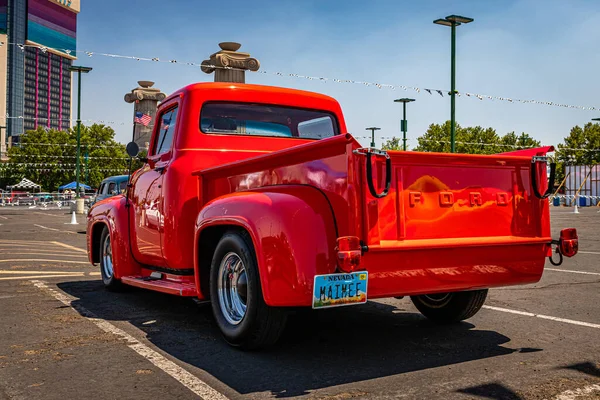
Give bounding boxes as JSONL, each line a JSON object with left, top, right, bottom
{"left": 59, "top": 280, "right": 519, "bottom": 398}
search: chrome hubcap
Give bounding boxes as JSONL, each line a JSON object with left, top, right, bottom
{"left": 422, "top": 293, "right": 452, "bottom": 308}
{"left": 102, "top": 235, "right": 114, "bottom": 279}
{"left": 217, "top": 252, "right": 247, "bottom": 325}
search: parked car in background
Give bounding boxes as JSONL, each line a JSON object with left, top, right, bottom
{"left": 94, "top": 175, "right": 129, "bottom": 204}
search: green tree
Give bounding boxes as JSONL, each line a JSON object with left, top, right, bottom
{"left": 412, "top": 121, "right": 540, "bottom": 155}
{"left": 555, "top": 123, "right": 600, "bottom": 166}
{"left": 500, "top": 132, "right": 541, "bottom": 150}
{"left": 553, "top": 122, "right": 600, "bottom": 189}
{"left": 381, "top": 137, "right": 402, "bottom": 151}
{"left": 0, "top": 124, "right": 131, "bottom": 191}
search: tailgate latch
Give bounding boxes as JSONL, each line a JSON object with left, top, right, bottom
{"left": 530, "top": 155, "right": 556, "bottom": 199}
{"left": 353, "top": 148, "right": 392, "bottom": 199}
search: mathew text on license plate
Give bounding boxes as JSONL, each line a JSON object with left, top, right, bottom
{"left": 312, "top": 271, "right": 368, "bottom": 309}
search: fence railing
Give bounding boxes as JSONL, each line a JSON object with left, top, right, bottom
{"left": 0, "top": 192, "right": 96, "bottom": 208}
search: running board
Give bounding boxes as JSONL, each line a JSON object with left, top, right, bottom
{"left": 121, "top": 276, "right": 198, "bottom": 297}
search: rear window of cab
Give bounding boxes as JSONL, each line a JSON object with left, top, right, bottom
{"left": 200, "top": 102, "right": 339, "bottom": 140}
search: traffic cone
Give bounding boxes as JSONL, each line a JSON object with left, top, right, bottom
{"left": 573, "top": 201, "right": 579, "bottom": 214}
{"left": 67, "top": 211, "right": 78, "bottom": 225}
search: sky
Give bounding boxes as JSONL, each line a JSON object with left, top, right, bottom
{"left": 75, "top": 0, "right": 600, "bottom": 148}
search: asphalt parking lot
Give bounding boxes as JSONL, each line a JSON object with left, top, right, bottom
{"left": 0, "top": 207, "right": 598, "bottom": 400}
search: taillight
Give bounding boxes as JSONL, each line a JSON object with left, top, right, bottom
{"left": 336, "top": 236, "right": 362, "bottom": 273}
{"left": 559, "top": 228, "right": 578, "bottom": 258}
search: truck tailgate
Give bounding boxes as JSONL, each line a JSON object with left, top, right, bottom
{"left": 356, "top": 149, "right": 553, "bottom": 296}
{"left": 359, "top": 151, "right": 551, "bottom": 245}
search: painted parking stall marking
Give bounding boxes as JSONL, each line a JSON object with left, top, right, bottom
{"left": 546, "top": 268, "right": 600, "bottom": 276}
{"left": 483, "top": 305, "right": 600, "bottom": 329}
{"left": 31, "top": 280, "right": 229, "bottom": 400}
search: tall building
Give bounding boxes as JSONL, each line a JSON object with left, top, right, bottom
{"left": 0, "top": 0, "right": 79, "bottom": 153}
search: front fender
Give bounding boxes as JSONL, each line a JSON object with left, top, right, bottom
{"left": 195, "top": 186, "right": 338, "bottom": 306}
{"left": 87, "top": 195, "right": 142, "bottom": 278}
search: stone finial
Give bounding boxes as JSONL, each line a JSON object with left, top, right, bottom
{"left": 124, "top": 80, "right": 167, "bottom": 149}
{"left": 124, "top": 80, "right": 167, "bottom": 103}
{"left": 138, "top": 80, "right": 155, "bottom": 88}
{"left": 201, "top": 42, "right": 260, "bottom": 83}
{"left": 219, "top": 42, "right": 241, "bottom": 51}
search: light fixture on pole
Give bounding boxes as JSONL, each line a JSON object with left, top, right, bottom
{"left": 393, "top": 98, "right": 415, "bottom": 151}
{"left": 433, "top": 14, "right": 474, "bottom": 153}
{"left": 366, "top": 127, "right": 381, "bottom": 148}
{"left": 68, "top": 65, "right": 93, "bottom": 199}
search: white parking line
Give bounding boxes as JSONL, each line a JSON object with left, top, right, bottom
{"left": 546, "top": 268, "right": 600, "bottom": 276}
{"left": 34, "top": 224, "right": 76, "bottom": 234}
{"left": 33, "top": 212, "right": 64, "bottom": 217}
{"left": 0, "top": 239, "right": 60, "bottom": 244}
{"left": 0, "top": 271, "right": 83, "bottom": 274}
{"left": 34, "top": 224, "right": 60, "bottom": 231}
{"left": 52, "top": 241, "right": 87, "bottom": 254}
{"left": 483, "top": 305, "right": 600, "bottom": 329}
{"left": 0, "top": 259, "right": 89, "bottom": 264}
{"left": 0, "top": 274, "right": 84, "bottom": 281}
{"left": 555, "top": 384, "right": 600, "bottom": 400}
{"left": 0, "top": 252, "right": 88, "bottom": 258}
{"left": 31, "top": 280, "right": 229, "bottom": 400}
{"left": 579, "top": 250, "right": 600, "bottom": 255}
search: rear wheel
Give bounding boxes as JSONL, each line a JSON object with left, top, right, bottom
{"left": 99, "top": 225, "right": 122, "bottom": 291}
{"left": 210, "top": 230, "right": 287, "bottom": 350}
{"left": 410, "top": 289, "right": 488, "bottom": 323}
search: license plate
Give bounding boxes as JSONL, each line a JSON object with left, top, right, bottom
{"left": 312, "top": 271, "right": 368, "bottom": 309}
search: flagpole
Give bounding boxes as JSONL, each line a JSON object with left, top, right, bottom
{"left": 131, "top": 111, "right": 138, "bottom": 143}
{"left": 126, "top": 113, "right": 139, "bottom": 206}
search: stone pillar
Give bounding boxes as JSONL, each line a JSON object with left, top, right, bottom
{"left": 124, "top": 81, "right": 166, "bottom": 149}
{"left": 201, "top": 42, "right": 260, "bottom": 83}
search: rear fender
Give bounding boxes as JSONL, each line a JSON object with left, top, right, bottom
{"left": 195, "top": 186, "right": 338, "bottom": 306}
{"left": 87, "top": 196, "right": 142, "bottom": 278}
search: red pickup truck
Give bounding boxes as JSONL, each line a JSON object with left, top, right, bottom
{"left": 87, "top": 82, "right": 578, "bottom": 349}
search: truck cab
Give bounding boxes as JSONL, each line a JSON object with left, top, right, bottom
{"left": 87, "top": 82, "right": 578, "bottom": 349}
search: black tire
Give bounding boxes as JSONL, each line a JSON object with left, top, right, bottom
{"left": 99, "top": 225, "right": 123, "bottom": 291}
{"left": 210, "top": 230, "right": 287, "bottom": 350}
{"left": 410, "top": 289, "right": 488, "bottom": 323}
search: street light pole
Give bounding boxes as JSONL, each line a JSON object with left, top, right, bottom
{"left": 84, "top": 145, "right": 89, "bottom": 185}
{"left": 450, "top": 22, "right": 456, "bottom": 152}
{"left": 394, "top": 98, "right": 415, "bottom": 151}
{"left": 434, "top": 15, "right": 474, "bottom": 153}
{"left": 0, "top": 126, "right": 5, "bottom": 158}
{"left": 68, "top": 66, "right": 92, "bottom": 199}
{"left": 365, "top": 127, "right": 381, "bottom": 148}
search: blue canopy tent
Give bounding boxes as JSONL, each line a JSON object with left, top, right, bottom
{"left": 58, "top": 181, "right": 92, "bottom": 191}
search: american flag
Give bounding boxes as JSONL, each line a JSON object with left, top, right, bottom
{"left": 134, "top": 112, "right": 152, "bottom": 126}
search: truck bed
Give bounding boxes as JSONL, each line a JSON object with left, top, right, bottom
{"left": 194, "top": 134, "right": 553, "bottom": 300}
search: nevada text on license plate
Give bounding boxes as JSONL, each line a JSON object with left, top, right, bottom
{"left": 312, "top": 271, "right": 368, "bottom": 309}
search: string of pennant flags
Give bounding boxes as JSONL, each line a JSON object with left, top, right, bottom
{"left": 2, "top": 162, "right": 128, "bottom": 167}
{"left": 2, "top": 41, "right": 600, "bottom": 112}
{"left": 1, "top": 115, "right": 130, "bottom": 126}
{"left": 10, "top": 138, "right": 600, "bottom": 154}
{"left": 10, "top": 154, "right": 129, "bottom": 159}
{"left": 352, "top": 137, "right": 600, "bottom": 152}
{"left": 0, "top": 167, "right": 129, "bottom": 173}
{"left": 13, "top": 142, "right": 125, "bottom": 148}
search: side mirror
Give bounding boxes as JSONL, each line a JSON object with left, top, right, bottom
{"left": 126, "top": 142, "right": 140, "bottom": 158}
